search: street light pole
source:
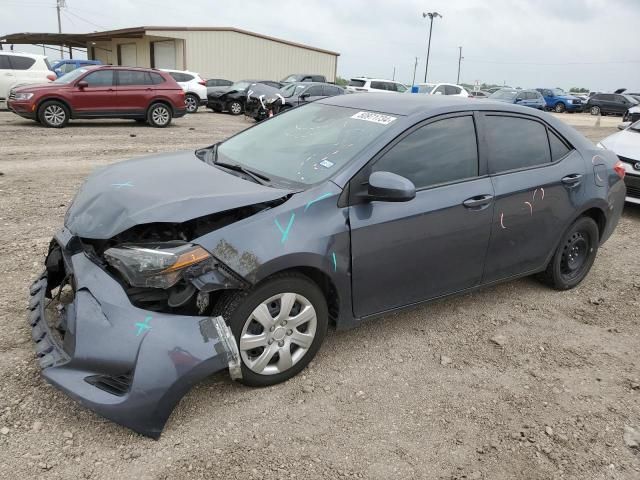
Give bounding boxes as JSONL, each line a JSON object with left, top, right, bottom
{"left": 422, "top": 11, "right": 442, "bottom": 83}
{"left": 457, "top": 46, "right": 463, "bottom": 84}
{"left": 412, "top": 56, "right": 418, "bottom": 87}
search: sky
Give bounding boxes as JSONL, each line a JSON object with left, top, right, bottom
{"left": 1, "top": 0, "right": 639, "bottom": 91}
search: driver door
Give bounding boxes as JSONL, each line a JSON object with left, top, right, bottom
{"left": 68, "top": 69, "right": 115, "bottom": 114}
{"left": 349, "top": 113, "right": 494, "bottom": 318}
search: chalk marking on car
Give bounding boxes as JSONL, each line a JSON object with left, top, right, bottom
{"left": 112, "top": 181, "right": 134, "bottom": 189}
{"left": 541, "top": 187, "right": 545, "bottom": 200}
{"left": 304, "top": 193, "right": 332, "bottom": 212}
{"left": 500, "top": 212, "right": 506, "bottom": 229}
{"left": 275, "top": 213, "right": 295, "bottom": 243}
{"left": 533, "top": 188, "right": 538, "bottom": 201}
{"left": 135, "top": 316, "right": 153, "bottom": 336}
{"left": 524, "top": 201, "right": 533, "bottom": 215}
{"left": 331, "top": 252, "right": 337, "bottom": 272}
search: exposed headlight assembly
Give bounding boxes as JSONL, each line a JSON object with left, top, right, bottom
{"left": 14, "top": 92, "right": 34, "bottom": 101}
{"left": 104, "top": 243, "right": 212, "bottom": 289}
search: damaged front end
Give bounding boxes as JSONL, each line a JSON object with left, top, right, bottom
{"left": 28, "top": 228, "right": 242, "bottom": 439}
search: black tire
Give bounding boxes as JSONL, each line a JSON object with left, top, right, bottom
{"left": 554, "top": 102, "right": 566, "bottom": 113}
{"left": 147, "top": 102, "right": 172, "bottom": 128}
{"left": 38, "top": 100, "right": 69, "bottom": 128}
{"left": 537, "top": 217, "right": 599, "bottom": 290}
{"left": 590, "top": 105, "right": 601, "bottom": 116}
{"left": 184, "top": 94, "right": 199, "bottom": 113}
{"left": 228, "top": 100, "right": 243, "bottom": 115}
{"left": 215, "top": 273, "right": 328, "bottom": 387}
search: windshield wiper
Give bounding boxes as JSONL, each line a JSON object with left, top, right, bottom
{"left": 214, "top": 160, "right": 270, "bottom": 187}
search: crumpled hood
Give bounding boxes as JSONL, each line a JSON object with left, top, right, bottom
{"left": 65, "top": 151, "right": 291, "bottom": 239}
{"left": 601, "top": 130, "right": 640, "bottom": 160}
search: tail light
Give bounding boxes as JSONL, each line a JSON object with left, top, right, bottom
{"left": 614, "top": 160, "right": 626, "bottom": 179}
{"left": 46, "top": 73, "right": 56, "bottom": 82}
{"left": 198, "top": 80, "right": 206, "bottom": 86}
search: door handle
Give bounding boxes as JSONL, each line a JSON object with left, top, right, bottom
{"left": 463, "top": 194, "right": 493, "bottom": 209}
{"left": 561, "top": 174, "right": 582, "bottom": 186}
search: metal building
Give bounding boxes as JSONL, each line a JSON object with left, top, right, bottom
{"left": 0, "top": 27, "right": 339, "bottom": 82}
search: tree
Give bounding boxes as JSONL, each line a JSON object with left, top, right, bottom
{"left": 335, "top": 76, "right": 348, "bottom": 87}
{"left": 569, "top": 87, "right": 589, "bottom": 93}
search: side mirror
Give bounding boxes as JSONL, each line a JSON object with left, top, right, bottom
{"left": 367, "top": 171, "right": 416, "bottom": 202}
{"left": 515, "top": 97, "right": 523, "bottom": 102}
{"left": 300, "top": 92, "right": 310, "bottom": 100}
{"left": 77, "top": 80, "right": 88, "bottom": 89}
{"left": 618, "top": 121, "right": 631, "bottom": 130}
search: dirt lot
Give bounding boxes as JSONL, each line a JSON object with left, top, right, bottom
{"left": 0, "top": 110, "right": 639, "bottom": 480}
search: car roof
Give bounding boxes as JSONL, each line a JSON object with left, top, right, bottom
{"left": 160, "top": 68, "right": 199, "bottom": 75}
{"left": 0, "top": 50, "right": 47, "bottom": 59}
{"left": 287, "top": 81, "right": 336, "bottom": 87}
{"left": 351, "top": 77, "right": 404, "bottom": 83}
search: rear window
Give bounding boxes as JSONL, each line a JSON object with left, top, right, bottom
{"left": 169, "top": 72, "right": 194, "bottom": 82}
{"left": 485, "top": 116, "right": 551, "bottom": 173}
{"left": 150, "top": 72, "right": 165, "bottom": 84}
{"left": 549, "top": 130, "right": 571, "bottom": 161}
{"left": 348, "top": 79, "right": 366, "bottom": 87}
{"left": 118, "top": 70, "right": 151, "bottom": 86}
{"left": 8, "top": 55, "right": 36, "bottom": 70}
{"left": 0, "top": 55, "right": 11, "bottom": 70}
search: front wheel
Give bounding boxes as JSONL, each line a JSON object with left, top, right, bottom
{"left": 147, "top": 103, "right": 172, "bottom": 128}
{"left": 590, "top": 105, "right": 601, "bottom": 116}
{"left": 537, "top": 217, "right": 599, "bottom": 290}
{"left": 228, "top": 100, "right": 243, "bottom": 115}
{"left": 184, "top": 94, "right": 199, "bottom": 113}
{"left": 216, "top": 273, "right": 328, "bottom": 387}
{"left": 38, "top": 100, "right": 69, "bottom": 128}
{"left": 554, "top": 102, "right": 566, "bottom": 113}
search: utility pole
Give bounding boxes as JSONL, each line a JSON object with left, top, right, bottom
{"left": 412, "top": 56, "right": 418, "bottom": 87}
{"left": 422, "top": 11, "right": 442, "bottom": 83}
{"left": 392, "top": 66, "right": 396, "bottom": 81}
{"left": 456, "top": 46, "right": 463, "bottom": 84}
{"left": 56, "top": 0, "right": 66, "bottom": 59}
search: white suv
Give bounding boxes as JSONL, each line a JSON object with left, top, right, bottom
{"left": 412, "top": 83, "right": 469, "bottom": 97}
{"left": 0, "top": 52, "right": 55, "bottom": 106}
{"left": 161, "top": 69, "right": 207, "bottom": 113}
{"left": 346, "top": 78, "right": 408, "bottom": 94}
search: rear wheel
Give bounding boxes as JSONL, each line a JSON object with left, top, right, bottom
{"left": 590, "top": 105, "right": 601, "bottom": 116}
{"left": 228, "top": 100, "right": 243, "bottom": 115}
{"left": 215, "top": 273, "right": 328, "bottom": 387}
{"left": 184, "top": 94, "right": 199, "bottom": 113}
{"left": 554, "top": 102, "right": 566, "bottom": 113}
{"left": 147, "top": 103, "right": 172, "bottom": 128}
{"left": 38, "top": 100, "right": 69, "bottom": 128}
{"left": 537, "top": 217, "right": 599, "bottom": 290}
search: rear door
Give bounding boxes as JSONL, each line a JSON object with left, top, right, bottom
{"left": 350, "top": 113, "right": 494, "bottom": 317}
{"left": 115, "top": 69, "right": 153, "bottom": 114}
{"left": 68, "top": 69, "right": 115, "bottom": 114}
{"left": 480, "top": 113, "right": 585, "bottom": 283}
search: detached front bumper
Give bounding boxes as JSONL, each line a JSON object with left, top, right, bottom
{"left": 27, "top": 229, "right": 241, "bottom": 439}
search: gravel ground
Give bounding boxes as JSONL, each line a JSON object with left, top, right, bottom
{"left": 0, "top": 110, "right": 639, "bottom": 480}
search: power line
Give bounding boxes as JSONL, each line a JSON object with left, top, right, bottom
{"left": 64, "top": 8, "right": 107, "bottom": 30}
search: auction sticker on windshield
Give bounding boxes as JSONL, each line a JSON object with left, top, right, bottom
{"left": 351, "top": 111, "right": 397, "bottom": 125}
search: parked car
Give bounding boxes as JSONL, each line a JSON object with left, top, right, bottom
{"left": 489, "top": 88, "right": 546, "bottom": 109}
{"left": 486, "top": 86, "right": 510, "bottom": 94}
{"left": 7, "top": 66, "right": 186, "bottom": 128}
{"left": 598, "top": 119, "right": 640, "bottom": 204}
{"left": 0, "top": 51, "right": 56, "bottom": 105}
{"left": 51, "top": 59, "right": 102, "bottom": 78}
{"left": 346, "top": 78, "right": 408, "bottom": 93}
{"left": 161, "top": 69, "right": 207, "bottom": 113}
{"left": 206, "top": 80, "right": 282, "bottom": 115}
{"left": 535, "top": 88, "right": 584, "bottom": 113}
{"left": 205, "top": 78, "right": 233, "bottom": 96}
{"left": 586, "top": 93, "right": 639, "bottom": 116}
{"left": 246, "top": 82, "right": 345, "bottom": 121}
{"left": 623, "top": 104, "right": 640, "bottom": 123}
{"left": 411, "top": 82, "right": 469, "bottom": 97}
{"left": 281, "top": 73, "right": 327, "bottom": 84}
{"left": 30, "top": 93, "right": 625, "bottom": 438}
{"left": 469, "top": 90, "right": 490, "bottom": 99}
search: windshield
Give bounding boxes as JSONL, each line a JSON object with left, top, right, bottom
{"left": 280, "top": 84, "right": 307, "bottom": 98}
{"left": 551, "top": 88, "right": 566, "bottom": 96}
{"left": 624, "top": 95, "right": 639, "bottom": 104}
{"left": 53, "top": 67, "right": 89, "bottom": 84}
{"left": 630, "top": 120, "right": 640, "bottom": 131}
{"left": 489, "top": 90, "right": 517, "bottom": 101}
{"left": 217, "top": 103, "right": 398, "bottom": 186}
{"left": 281, "top": 75, "right": 299, "bottom": 83}
{"left": 417, "top": 84, "right": 435, "bottom": 94}
{"left": 229, "top": 81, "right": 252, "bottom": 91}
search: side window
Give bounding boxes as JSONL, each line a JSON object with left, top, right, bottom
{"left": 305, "top": 85, "right": 324, "bottom": 96}
{"left": 61, "top": 63, "right": 76, "bottom": 73}
{"left": 118, "top": 70, "right": 151, "bottom": 86}
{"left": 323, "top": 86, "right": 340, "bottom": 96}
{"left": 433, "top": 85, "right": 446, "bottom": 95}
{"left": 8, "top": 55, "right": 36, "bottom": 70}
{"left": 548, "top": 130, "right": 571, "bottom": 161}
{"left": 485, "top": 116, "right": 551, "bottom": 173}
{"left": 544, "top": 89, "right": 553, "bottom": 96}
{"left": 445, "top": 85, "right": 461, "bottom": 95}
{"left": 0, "top": 55, "right": 12, "bottom": 69}
{"left": 149, "top": 72, "right": 165, "bottom": 84}
{"left": 83, "top": 70, "right": 114, "bottom": 87}
{"left": 370, "top": 81, "right": 385, "bottom": 90}
{"left": 372, "top": 116, "right": 478, "bottom": 189}
{"left": 396, "top": 83, "right": 407, "bottom": 93}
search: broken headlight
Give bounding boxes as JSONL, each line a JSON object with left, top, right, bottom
{"left": 104, "top": 243, "right": 211, "bottom": 289}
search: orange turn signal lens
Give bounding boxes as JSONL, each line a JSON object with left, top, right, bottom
{"left": 162, "top": 246, "right": 211, "bottom": 273}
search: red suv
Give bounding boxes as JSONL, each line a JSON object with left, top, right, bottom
{"left": 7, "top": 66, "right": 186, "bottom": 128}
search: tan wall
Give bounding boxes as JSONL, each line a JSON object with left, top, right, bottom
{"left": 152, "top": 30, "right": 337, "bottom": 82}
{"left": 89, "top": 36, "right": 180, "bottom": 68}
